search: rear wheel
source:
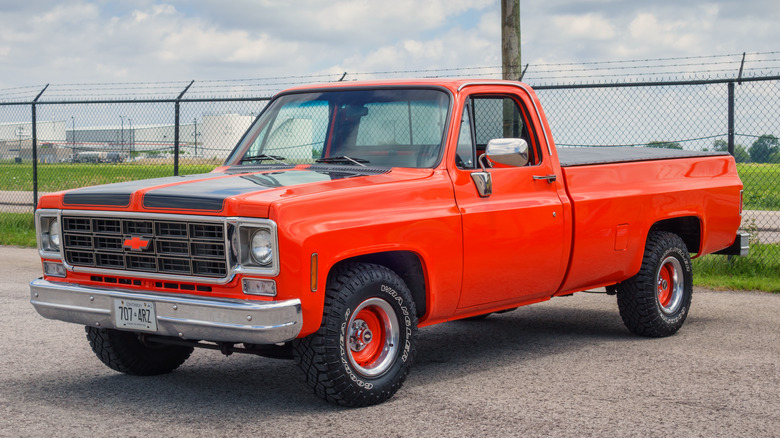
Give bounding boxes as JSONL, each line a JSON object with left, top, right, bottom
{"left": 85, "top": 327, "right": 193, "bottom": 375}
{"left": 616, "top": 231, "right": 693, "bottom": 337}
{"left": 293, "top": 263, "right": 418, "bottom": 407}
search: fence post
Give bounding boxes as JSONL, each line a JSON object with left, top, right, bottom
{"left": 174, "top": 80, "right": 194, "bottom": 176}
{"left": 31, "top": 84, "right": 49, "bottom": 209}
{"left": 727, "top": 81, "right": 735, "bottom": 155}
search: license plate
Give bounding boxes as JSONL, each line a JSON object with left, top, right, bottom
{"left": 114, "top": 298, "right": 158, "bottom": 332}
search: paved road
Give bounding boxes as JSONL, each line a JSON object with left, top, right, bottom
{"left": 2, "top": 246, "right": 779, "bottom": 437}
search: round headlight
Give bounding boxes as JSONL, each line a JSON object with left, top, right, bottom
{"left": 250, "top": 229, "right": 273, "bottom": 266}
{"left": 48, "top": 219, "right": 61, "bottom": 249}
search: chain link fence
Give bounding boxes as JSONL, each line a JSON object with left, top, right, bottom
{"left": 535, "top": 76, "right": 780, "bottom": 271}
{"left": 2, "top": 75, "right": 778, "bottom": 270}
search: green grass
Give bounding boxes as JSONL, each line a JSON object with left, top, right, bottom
{"left": 0, "top": 213, "right": 36, "bottom": 247}
{"left": 1, "top": 161, "right": 778, "bottom": 292}
{"left": 737, "top": 163, "right": 780, "bottom": 210}
{"left": 0, "top": 162, "right": 777, "bottom": 209}
{"left": 693, "top": 243, "right": 780, "bottom": 292}
{"left": 0, "top": 162, "right": 219, "bottom": 192}
{"left": 4, "top": 209, "right": 778, "bottom": 293}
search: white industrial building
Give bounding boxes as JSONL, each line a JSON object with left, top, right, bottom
{"left": 1, "top": 113, "right": 255, "bottom": 161}
{"left": 66, "top": 113, "right": 254, "bottom": 158}
{"left": 0, "top": 121, "right": 66, "bottom": 161}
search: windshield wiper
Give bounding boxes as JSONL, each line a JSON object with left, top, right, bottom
{"left": 315, "top": 156, "right": 369, "bottom": 167}
{"left": 240, "top": 154, "right": 288, "bottom": 165}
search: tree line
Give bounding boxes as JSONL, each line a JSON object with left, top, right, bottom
{"left": 648, "top": 135, "right": 780, "bottom": 163}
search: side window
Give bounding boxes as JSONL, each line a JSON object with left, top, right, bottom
{"left": 456, "top": 101, "right": 475, "bottom": 168}
{"left": 471, "top": 96, "right": 538, "bottom": 165}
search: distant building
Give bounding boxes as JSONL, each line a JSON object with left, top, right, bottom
{"left": 0, "top": 114, "right": 255, "bottom": 161}
{"left": 201, "top": 114, "right": 255, "bottom": 158}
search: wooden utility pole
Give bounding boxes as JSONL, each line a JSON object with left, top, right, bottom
{"left": 501, "top": 0, "right": 521, "bottom": 81}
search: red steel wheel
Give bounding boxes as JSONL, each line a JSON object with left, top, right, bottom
{"left": 656, "top": 256, "right": 684, "bottom": 315}
{"left": 346, "top": 297, "right": 400, "bottom": 378}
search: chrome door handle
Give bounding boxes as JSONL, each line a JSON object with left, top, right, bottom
{"left": 533, "top": 174, "right": 557, "bottom": 183}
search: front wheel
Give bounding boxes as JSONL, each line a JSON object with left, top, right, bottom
{"left": 616, "top": 231, "right": 693, "bottom": 337}
{"left": 85, "top": 327, "right": 193, "bottom": 375}
{"left": 293, "top": 263, "right": 418, "bottom": 407}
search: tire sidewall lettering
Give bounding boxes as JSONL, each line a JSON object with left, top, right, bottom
{"left": 337, "top": 281, "right": 414, "bottom": 389}
{"left": 379, "top": 283, "right": 413, "bottom": 363}
{"left": 665, "top": 246, "right": 692, "bottom": 273}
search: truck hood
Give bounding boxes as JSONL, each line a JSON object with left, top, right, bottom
{"left": 43, "top": 166, "right": 432, "bottom": 217}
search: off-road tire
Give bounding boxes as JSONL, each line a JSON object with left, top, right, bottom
{"left": 293, "top": 263, "right": 418, "bottom": 407}
{"left": 85, "top": 327, "right": 193, "bottom": 375}
{"left": 616, "top": 231, "right": 693, "bottom": 337}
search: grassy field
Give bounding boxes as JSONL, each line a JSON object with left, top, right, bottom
{"left": 737, "top": 163, "right": 780, "bottom": 210}
{"left": 2, "top": 160, "right": 778, "bottom": 292}
{"left": 0, "top": 213, "right": 36, "bottom": 247}
{"left": 4, "top": 210, "right": 777, "bottom": 292}
{"left": 693, "top": 243, "right": 780, "bottom": 292}
{"left": 2, "top": 161, "right": 777, "bottom": 208}
{"left": 0, "top": 161, "right": 220, "bottom": 192}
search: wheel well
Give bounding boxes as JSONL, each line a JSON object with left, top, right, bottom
{"left": 649, "top": 217, "right": 701, "bottom": 254}
{"left": 329, "top": 251, "right": 427, "bottom": 319}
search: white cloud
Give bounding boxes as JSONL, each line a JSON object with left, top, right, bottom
{"left": 553, "top": 13, "right": 616, "bottom": 40}
{"left": 1, "top": 0, "right": 780, "bottom": 91}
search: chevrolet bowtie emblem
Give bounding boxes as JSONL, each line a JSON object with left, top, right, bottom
{"left": 123, "top": 236, "right": 151, "bottom": 251}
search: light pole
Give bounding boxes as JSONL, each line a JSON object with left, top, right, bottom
{"left": 119, "top": 115, "right": 125, "bottom": 152}
{"left": 16, "top": 126, "right": 24, "bottom": 161}
{"left": 71, "top": 116, "right": 75, "bottom": 146}
{"left": 128, "top": 119, "right": 133, "bottom": 155}
{"left": 193, "top": 118, "right": 199, "bottom": 156}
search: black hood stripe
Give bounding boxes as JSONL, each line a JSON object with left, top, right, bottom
{"left": 62, "top": 174, "right": 220, "bottom": 207}
{"left": 63, "top": 169, "right": 381, "bottom": 211}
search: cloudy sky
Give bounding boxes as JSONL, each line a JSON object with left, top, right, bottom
{"left": 1, "top": 0, "right": 779, "bottom": 93}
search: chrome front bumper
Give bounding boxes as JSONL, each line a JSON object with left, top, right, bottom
{"left": 30, "top": 278, "right": 302, "bottom": 345}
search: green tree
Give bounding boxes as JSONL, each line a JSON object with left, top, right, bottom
{"left": 647, "top": 141, "right": 683, "bottom": 150}
{"left": 749, "top": 134, "right": 779, "bottom": 163}
{"left": 734, "top": 145, "right": 751, "bottom": 163}
{"left": 713, "top": 139, "right": 750, "bottom": 163}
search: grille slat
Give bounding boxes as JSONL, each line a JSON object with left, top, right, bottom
{"left": 95, "top": 236, "right": 123, "bottom": 251}
{"left": 96, "top": 253, "right": 124, "bottom": 268}
{"left": 157, "top": 240, "right": 189, "bottom": 256}
{"left": 191, "top": 242, "right": 225, "bottom": 259}
{"left": 64, "top": 234, "right": 92, "bottom": 249}
{"left": 62, "top": 215, "right": 228, "bottom": 279}
{"left": 124, "top": 220, "right": 153, "bottom": 235}
{"left": 63, "top": 217, "right": 91, "bottom": 233}
{"left": 93, "top": 219, "right": 121, "bottom": 233}
{"left": 159, "top": 258, "right": 192, "bottom": 274}
{"left": 190, "top": 224, "right": 224, "bottom": 240}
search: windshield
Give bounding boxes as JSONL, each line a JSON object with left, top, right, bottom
{"left": 227, "top": 88, "right": 450, "bottom": 168}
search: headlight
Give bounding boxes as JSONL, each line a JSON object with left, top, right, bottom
{"left": 36, "top": 211, "right": 61, "bottom": 255}
{"left": 232, "top": 219, "right": 279, "bottom": 276}
{"left": 250, "top": 229, "right": 274, "bottom": 266}
{"left": 48, "top": 219, "right": 61, "bottom": 249}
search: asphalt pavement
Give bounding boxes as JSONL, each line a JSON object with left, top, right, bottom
{"left": 2, "top": 246, "right": 779, "bottom": 437}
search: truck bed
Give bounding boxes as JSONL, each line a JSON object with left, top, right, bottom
{"left": 557, "top": 147, "right": 728, "bottom": 167}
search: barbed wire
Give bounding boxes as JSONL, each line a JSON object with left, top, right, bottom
{"left": 2, "top": 51, "right": 780, "bottom": 103}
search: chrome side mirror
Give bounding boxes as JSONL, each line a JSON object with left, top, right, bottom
{"left": 486, "top": 138, "right": 529, "bottom": 167}
{"left": 471, "top": 157, "right": 492, "bottom": 197}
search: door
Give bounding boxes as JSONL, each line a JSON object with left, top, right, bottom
{"left": 452, "top": 94, "right": 567, "bottom": 309}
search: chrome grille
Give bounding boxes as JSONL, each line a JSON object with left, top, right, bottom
{"left": 61, "top": 215, "right": 228, "bottom": 278}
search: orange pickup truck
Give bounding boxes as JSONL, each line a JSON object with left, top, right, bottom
{"left": 31, "top": 79, "right": 747, "bottom": 407}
